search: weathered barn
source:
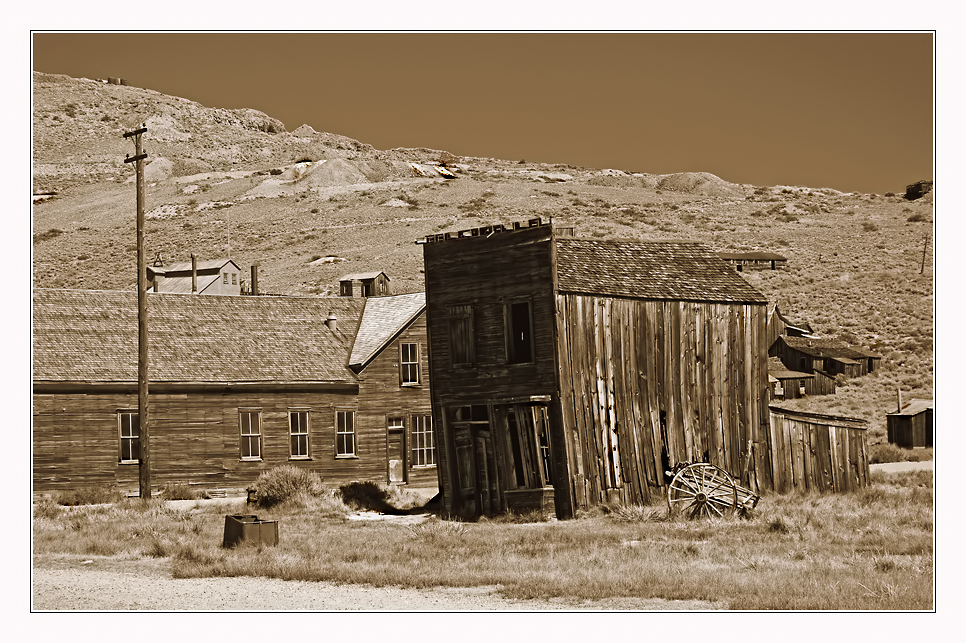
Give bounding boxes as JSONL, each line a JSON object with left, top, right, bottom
{"left": 887, "top": 399, "right": 933, "bottom": 449}
{"left": 146, "top": 257, "right": 245, "bottom": 295}
{"left": 32, "top": 288, "right": 434, "bottom": 494}
{"left": 422, "top": 220, "right": 779, "bottom": 519}
{"left": 765, "top": 304, "right": 814, "bottom": 350}
{"left": 717, "top": 251, "right": 788, "bottom": 272}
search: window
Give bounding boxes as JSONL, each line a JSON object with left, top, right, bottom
{"left": 239, "top": 410, "right": 262, "bottom": 460}
{"left": 224, "top": 272, "right": 229, "bottom": 284}
{"left": 336, "top": 410, "right": 356, "bottom": 457}
{"left": 232, "top": 273, "right": 237, "bottom": 285}
{"left": 388, "top": 416, "right": 405, "bottom": 432}
{"left": 505, "top": 300, "right": 534, "bottom": 364}
{"left": 289, "top": 410, "right": 310, "bottom": 459}
{"left": 447, "top": 305, "right": 475, "bottom": 368}
{"left": 118, "top": 410, "right": 139, "bottom": 463}
{"left": 411, "top": 415, "right": 435, "bottom": 467}
{"left": 400, "top": 342, "right": 420, "bottom": 385}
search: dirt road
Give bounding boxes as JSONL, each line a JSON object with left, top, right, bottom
{"left": 31, "top": 554, "right": 723, "bottom": 611}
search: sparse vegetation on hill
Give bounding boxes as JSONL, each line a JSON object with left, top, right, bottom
{"left": 31, "top": 72, "right": 933, "bottom": 448}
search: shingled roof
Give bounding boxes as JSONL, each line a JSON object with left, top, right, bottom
{"left": 782, "top": 336, "right": 881, "bottom": 360}
{"left": 348, "top": 292, "right": 426, "bottom": 371}
{"left": 554, "top": 238, "right": 768, "bottom": 303}
{"left": 33, "top": 289, "right": 366, "bottom": 384}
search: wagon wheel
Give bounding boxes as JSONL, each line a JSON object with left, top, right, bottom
{"left": 667, "top": 463, "right": 738, "bottom": 519}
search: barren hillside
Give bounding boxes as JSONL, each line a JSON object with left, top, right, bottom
{"left": 31, "top": 71, "right": 934, "bottom": 443}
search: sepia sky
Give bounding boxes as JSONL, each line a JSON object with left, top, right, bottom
{"left": 32, "top": 32, "right": 934, "bottom": 195}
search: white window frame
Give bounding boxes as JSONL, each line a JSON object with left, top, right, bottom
{"left": 400, "top": 342, "right": 420, "bottom": 386}
{"left": 289, "top": 409, "right": 311, "bottom": 460}
{"left": 118, "top": 409, "right": 139, "bottom": 464}
{"left": 410, "top": 414, "right": 436, "bottom": 467}
{"left": 336, "top": 409, "right": 356, "bottom": 458}
{"left": 239, "top": 409, "right": 262, "bottom": 461}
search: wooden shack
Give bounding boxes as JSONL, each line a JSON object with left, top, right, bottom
{"left": 339, "top": 271, "right": 391, "bottom": 298}
{"left": 32, "top": 288, "right": 434, "bottom": 494}
{"left": 904, "top": 180, "right": 933, "bottom": 201}
{"left": 772, "top": 336, "right": 880, "bottom": 379}
{"left": 767, "top": 357, "right": 813, "bottom": 400}
{"left": 768, "top": 407, "right": 869, "bottom": 493}
{"left": 887, "top": 399, "right": 933, "bottom": 449}
{"left": 422, "top": 220, "right": 776, "bottom": 520}
{"left": 765, "top": 304, "right": 814, "bottom": 351}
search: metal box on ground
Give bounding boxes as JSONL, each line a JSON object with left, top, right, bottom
{"left": 223, "top": 514, "right": 279, "bottom": 548}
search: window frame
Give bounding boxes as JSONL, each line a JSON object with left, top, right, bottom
{"left": 224, "top": 272, "right": 230, "bottom": 284}
{"left": 239, "top": 409, "right": 263, "bottom": 461}
{"left": 118, "top": 409, "right": 140, "bottom": 464}
{"left": 289, "top": 408, "right": 311, "bottom": 460}
{"left": 400, "top": 342, "right": 420, "bottom": 386}
{"left": 446, "top": 304, "right": 476, "bottom": 368}
{"left": 410, "top": 414, "right": 436, "bottom": 468}
{"left": 335, "top": 409, "right": 357, "bottom": 458}
{"left": 504, "top": 299, "right": 535, "bottom": 364}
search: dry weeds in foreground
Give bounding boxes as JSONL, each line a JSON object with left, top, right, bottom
{"left": 32, "top": 470, "right": 932, "bottom": 610}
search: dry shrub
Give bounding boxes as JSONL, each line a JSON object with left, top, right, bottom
{"left": 161, "top": 483, "right": 199, "bottom": 501}
{"left": 250, "top": 465, "right": 323, "bottom": 507}
{"left": 54, "top": 486, "right": 123, "bottom": 506}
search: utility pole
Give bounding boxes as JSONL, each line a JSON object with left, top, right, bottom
{"left": 920, "top": 233, "right": 930, "bottom": 275}
{"left": 124, "top": 124, "right": 150, "bottom": 499}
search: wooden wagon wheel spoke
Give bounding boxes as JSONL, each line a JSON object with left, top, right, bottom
{"left": 667, "top": 463, "right": 739, "bottom": 519}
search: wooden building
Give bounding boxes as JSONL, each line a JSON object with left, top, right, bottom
{"left": 32, "top": 287, "right": 434, "bottom": 495}
{"left": 339, "top": 272, "right": 391, "bottom": 298}
{"left": 765, "top": 304, "right": 814, "bottom": 351}
{"left": 421, "top": 219, "right": 777, "bottom": 520}
{"left": 146, "top": 258, "right": 245, "bottom": 295}
{"left": 904, "top": 180, "right": 933, "bottom": 201}
{"left": 717, "top": 251, "right": 788, "bottom": 272}
{"left": 768, "top": 406, "right": 869, "bottom": 493}
{"left": 771, "top": 336, "right": 881, "bottom": 379}
{"left": 887, "top": 399, "right": 933, "bottom": 449}
{"left": 767, "top": 357, "right": 813, "bottom": 401}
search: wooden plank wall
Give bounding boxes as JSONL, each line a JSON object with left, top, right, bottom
{"left": 423, "top": 226, "right": 562, "bottom": 516}
{"left": 356, "top": 313, "right": 437, "bottom": 486}
{"left": 555, "top": 295, "right": 771, "bottom": 509}
{"left": 804, "top": 370, "right": 837, "bottom": 396}
{"left": 767, "top": 407, "right": 869, "bottom": 493}
{"left": 33, "top": 388, "right": 395, "bottom": 494}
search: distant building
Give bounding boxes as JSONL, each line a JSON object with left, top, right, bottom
{"left": 887, "top": 399, "right": 933, "bottom": 449}
{"left": 717, "top": 251, "right": 788, "bottom": 272}
{"left": 904, "top": 180, "right": 933, "bottom": 201}
{"left": 339, "top": 272, "right": 391, "bottom": 298}
{"left": 145, "top": 258, "right": 244, "bottom": 295}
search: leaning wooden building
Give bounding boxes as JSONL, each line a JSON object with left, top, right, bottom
{"left": 421, "top": 220, "right": 780, "bottom": 520}
{"left": 32, "top": 288, "right": 434, "bottom": 494}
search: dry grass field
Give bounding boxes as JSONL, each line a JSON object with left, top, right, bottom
{"left": 31, "top": 469, "right": 932, "bottom": 610}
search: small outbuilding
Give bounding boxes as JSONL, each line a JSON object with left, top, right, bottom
{"left": 339, "top": 272, "right": 391, "bottom": 298}
{"left": 717, "top": 251, "right": 788, "bottom": 272}
{"left": 887, "top": 399, "right": 933, "bottom": 449}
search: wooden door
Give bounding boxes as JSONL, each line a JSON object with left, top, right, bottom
{"left": 388, "top": 423, "right": 405, "bottom": 483}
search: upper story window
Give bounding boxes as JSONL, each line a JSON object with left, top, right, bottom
{"left": 505, "top": 300, "right": 534, "bottom": 364}
{"left": 446, "top": 305, "right": 475, "bottom": 368}
{"left": 400, "top": 342, "right": 420, "bottom": 385}
{"left": 232, "top": 273, "right": 237, "bottom": 285}
{"left": 223, "top": 272, "right": 230, "bottom": 284}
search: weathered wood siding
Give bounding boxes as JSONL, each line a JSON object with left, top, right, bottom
{"left": 555, "top": 295, "right": 772, "bottom": 508}
{"left": 355, "top": 313, "right": 437, "bottom": 486}
{"left": 887, "top": 410, "right": 933, "bottom": 449}
{"left": 767, "top": 406, "right": 869, "bottom": 492}
{"left": 32, "top": 387, "right": 394, "bottom": 494}
{"left": 423, "top": 226, "right": 563, "bottom": 515}
{"left": 804, "top": 369, "right": 837, "bottom": 396}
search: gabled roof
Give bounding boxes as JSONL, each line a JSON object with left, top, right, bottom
{"left": 349, "top": 292, "right": 426, "bottom": 370}
{"left": 888, "top": 399, "right": 933, "bottom": 417}
{"left": 150, "top": 258, "right": 240, "bottom": 274}
{"left": 33, "top": 289, "right": 365, "bottom": 384}
{"left": 781, "top": 336, "right": 881, "bottom": 360}
{"left": 768, "top": 304, "right": 814, "bottom": 335}
{"left": 554, "top": 238, "right": 768, "bottom": 303}
{"left": 339, "top": 271, "right": 390, "bottom": 282}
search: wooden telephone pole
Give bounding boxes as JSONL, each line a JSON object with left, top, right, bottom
{"left": 124, "top": 124, "right": 150, "bottom": 499}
